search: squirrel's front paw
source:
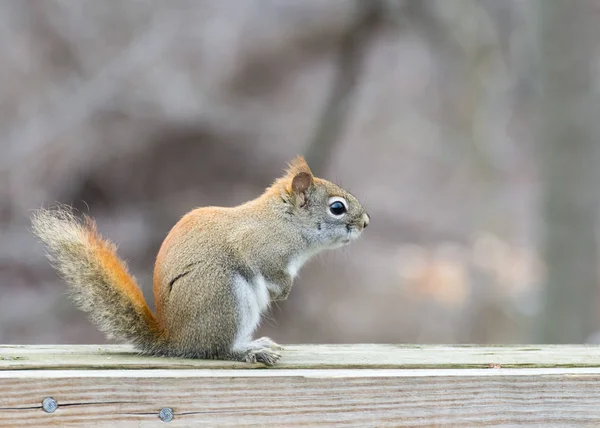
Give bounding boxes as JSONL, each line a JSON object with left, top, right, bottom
{"left": 270, "top": 288, "right": 291, "bottom": 301}
{"left": 243, "top": 348, "right": 281, "bottom": 366}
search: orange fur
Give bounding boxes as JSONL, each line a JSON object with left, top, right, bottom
{"left": 85, "top": 218, "right": 161, "bottom": 333}
{"left": 153, "top": 211, "right": 199, "bottom": 321}
{"left": 286, "top": 155, "right": 312, "bottom": 177}
{"left": 261, "top": 156, "right": 314, "bottom": 198}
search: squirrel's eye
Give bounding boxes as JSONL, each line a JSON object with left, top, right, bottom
{"left": 328, "top": 197, "right": 348, "bottom": 217}
{"left": 330, "top": 202, "right": 346, "bottom": 215}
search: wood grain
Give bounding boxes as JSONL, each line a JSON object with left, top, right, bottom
{"left": 2, "top": 344, "right": 600, "bottom": 370}
{"left": 1, "top": 345, "right": 600, "bottom": 427}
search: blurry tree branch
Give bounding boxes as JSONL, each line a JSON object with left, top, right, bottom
{"left": 1, "top": 9, "right": 182, "bottom": 172}
{"left": 304, "top": 0, "right": 384, "bottom": 176}
{"left": 538, "top": 0, "right": 600, "bottom": 343}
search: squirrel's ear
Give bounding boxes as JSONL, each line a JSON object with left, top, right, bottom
{"left": 286, "top": 155, "right": 313, "bottom": 178}
{"left": 291, "top": 172, "right": 313, "bottom": 194}
{"left": 281, "top": 156, "right": 314, "bottom": 207}
{"left": 289, "top": 171, "right": 313, "bottom": 207}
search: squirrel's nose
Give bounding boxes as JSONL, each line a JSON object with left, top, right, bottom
{"left": 362, "top": 213, "right": 370, "bottom": 229}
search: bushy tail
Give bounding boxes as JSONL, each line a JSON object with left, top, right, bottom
{"left": 31, "top": 206, "right": 165, "bottom": 353}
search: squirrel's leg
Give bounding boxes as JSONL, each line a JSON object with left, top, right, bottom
{"left": 225, "top": 272, "right": 288, "bottom": 365}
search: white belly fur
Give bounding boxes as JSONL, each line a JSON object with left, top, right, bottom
{"left": 287, "top": 249, "right": 316, "bottom": 278}
{"left": 231, "top": 251, "right": 315, "bottom": 350}
{"left": 231, "top": 273, "right": 271, "bottom": 349}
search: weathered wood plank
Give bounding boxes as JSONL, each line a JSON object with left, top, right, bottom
{"left": 2, "top": 368, "right": 600, "bottom": 427}
{"left": 2, "top": 345, "right": 600, "bottom": 426}
{"left": 2, "top": 344, "right": 600, "bottom": 370}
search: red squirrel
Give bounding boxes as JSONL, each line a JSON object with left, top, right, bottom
{"left": 32, "top": 156, "right": 369, "bottom": 365}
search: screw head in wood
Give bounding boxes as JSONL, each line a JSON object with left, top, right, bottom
{"left": 159, "top": 407, "right": 174, "bottom": 422}
{"left": 42, "top": 397, "right": 57, "bottom": 413}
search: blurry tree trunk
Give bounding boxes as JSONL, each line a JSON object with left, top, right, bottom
{"left": 304, "top": 1, "right": 382, "bottom": 175}
{"left": 539, "top": 0, "right": 600, "bottom": 343}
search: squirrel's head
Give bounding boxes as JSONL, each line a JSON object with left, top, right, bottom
{"left": 271, "top": 156, "right": 369, "bottom": 249}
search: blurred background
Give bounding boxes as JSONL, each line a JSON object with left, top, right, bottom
{"left": 1, "top": 0, "right": 599, "bottom": 346}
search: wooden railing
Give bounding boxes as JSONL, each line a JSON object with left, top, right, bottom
{"left": 2, "top": 344, "right": 600, "bottom": 426}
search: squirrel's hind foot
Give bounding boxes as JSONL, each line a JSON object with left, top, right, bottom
{"left": 233, "top": 337, "right": 283, "bottom": 365}
{"left": 243, "top": 347, "right": 281, "bottom": 365}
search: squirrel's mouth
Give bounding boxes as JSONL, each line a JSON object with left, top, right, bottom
{"left": 329, "top": 231, "right": 357, "bottom": 249}
{"left": 341, "top": 226, "right": 361, "bottom": 244}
